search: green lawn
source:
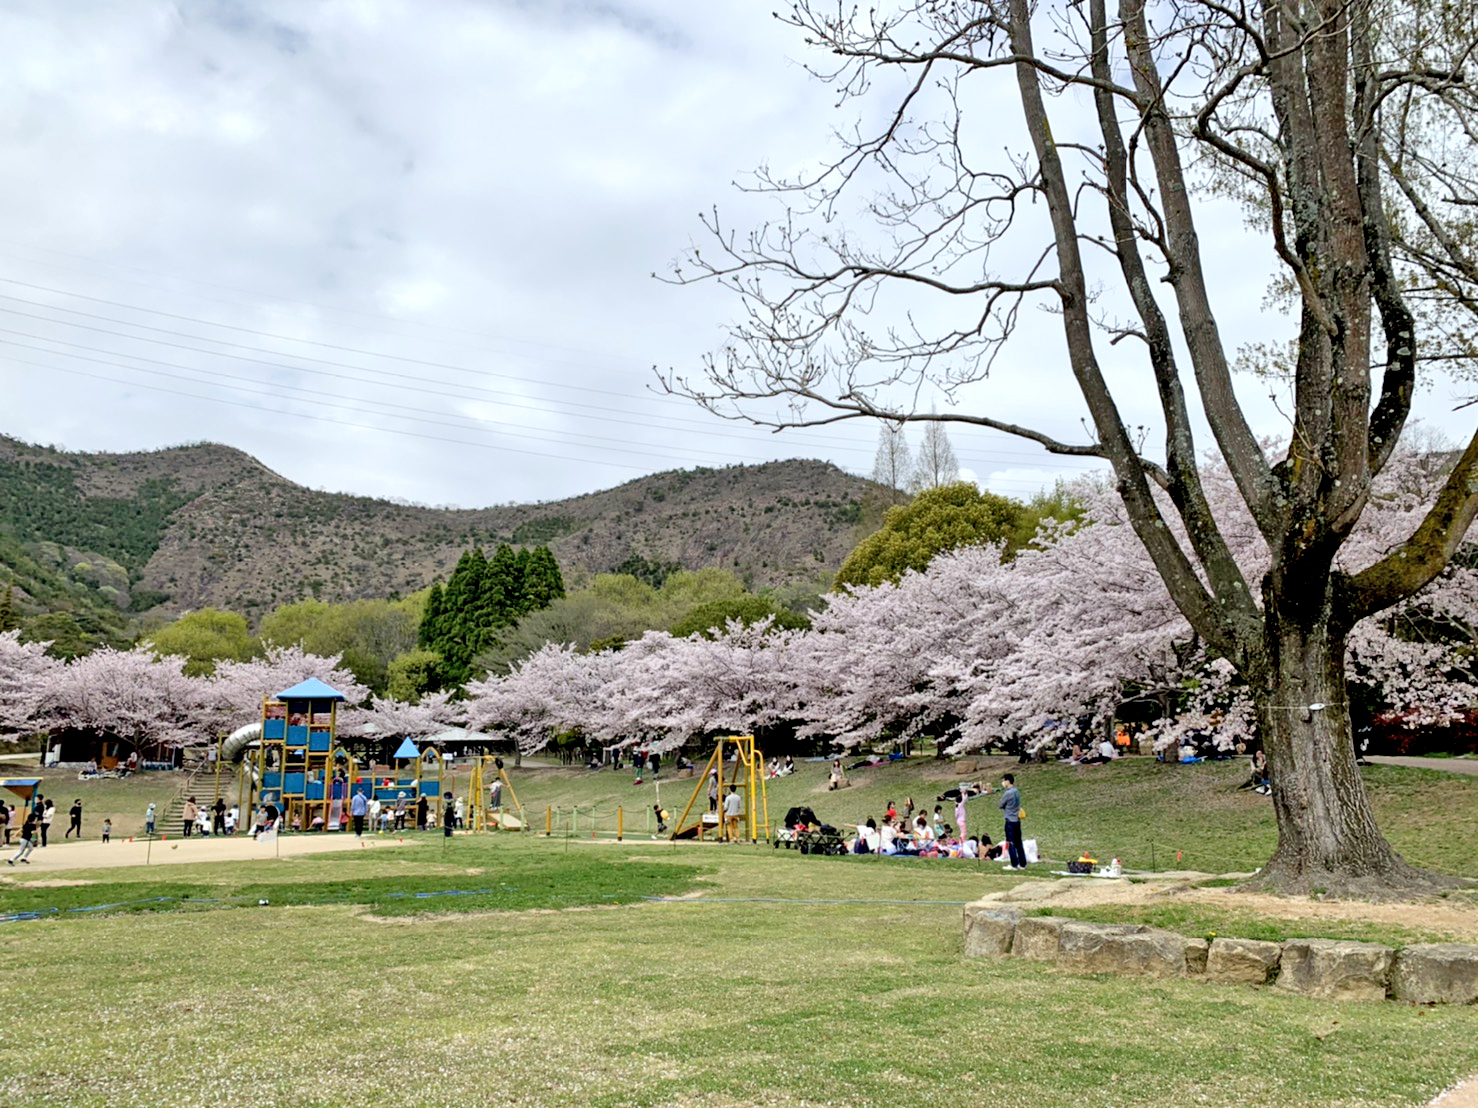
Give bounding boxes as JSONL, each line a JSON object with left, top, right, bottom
{"left": 2, "top": 835, "right": 1476, "bottom": 1107}
{"left": 0, "top": 765, "right": 192, "bottom": 839}
{"left": 495, "top": 754, "right": 1477, "bottom": 878}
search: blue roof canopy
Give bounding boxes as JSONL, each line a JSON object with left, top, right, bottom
{"left": 393, "top": 738, "right": 420, "bottom": 759}
{"left": 274, "top": 677, "right": 347, "bottom": 702}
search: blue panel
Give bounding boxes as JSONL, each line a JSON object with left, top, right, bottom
{"left": 263, "top": 771, "right": 282, "bottom": 790}
{"left": 308, "top": 733, "right": 331, "bottom": 753}
{"left": 263, "top": 719, "right": 286, "bottom": 739}
{"left": 284, "top": 772, "right": 306, "bottom": 795}
{"left": 286, "top": 725, "right": 308, "bottom": 745}
{"left": 305, "top": 781, "right": 325, "bottom": 800}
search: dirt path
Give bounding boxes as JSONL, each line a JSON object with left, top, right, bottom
{"left": 1365, "top": 755, "right": 1478, "bottom": 776}
{"left": 1, "top": 832, "right": 422, "bottom": 874}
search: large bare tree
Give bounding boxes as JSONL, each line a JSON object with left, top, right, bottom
{"left": 666, "top": 0, "right": 1478, "bottom": 895}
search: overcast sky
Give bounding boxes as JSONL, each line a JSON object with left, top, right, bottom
{"left": 0, "top": 1, "right": 1471, "bottom": 510}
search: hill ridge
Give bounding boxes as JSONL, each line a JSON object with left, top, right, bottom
{"left": 0, "top": 434, "right": 882, "bottom": 626}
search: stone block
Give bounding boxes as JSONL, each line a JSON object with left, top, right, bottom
{"left": 1205, "top": 938, "right": 1282, "bottom": 985}
{"left": 1185, "top": 937, "right": 1209, "bottom": 976}
{"left": 1057, "top": 920, "right": 1148, "bottom": 969}
{"left": 963, "top": 905, "right": 1022, "bottom": 958}
{"left": 1390, "top": 944, "right": 1478, "bottom": 1005}
{"left": 1079, "top": 928, "right": 1202, "bottom": 978}
{"left": 1275, "top": 939, "right": 1394, "bottom": 1002}
{"left": 1011, "top": 915, "right": 1067, "bottom": 960}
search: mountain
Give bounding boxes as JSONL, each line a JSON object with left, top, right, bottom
{"left": 0, "top": 434, "right": 882, "bottom": 627}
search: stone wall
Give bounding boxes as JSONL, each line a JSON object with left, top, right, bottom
{"left": 962, "top": 902, "right": 1478, "bottom": 1005}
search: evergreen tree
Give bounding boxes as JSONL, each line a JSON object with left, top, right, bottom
{"left": 418, "top": 583, "right": 445, "bottom": 649}
{"left": 521, "top": 546, "right": 566, "bottom": 613}
{"left": 483, "top": 544, "right": 520, "bottom": 629}
{"left": 0, "top": 584, "right": 17, "bottom": 633}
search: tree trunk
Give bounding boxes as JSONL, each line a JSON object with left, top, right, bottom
{"left": 1251, "top": 603, "right": 1444, "bottom": 898}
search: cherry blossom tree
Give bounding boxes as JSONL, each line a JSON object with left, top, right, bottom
{"left": 348, "top": 690, "right": 463, "bottom": 741}
{"left": 0, "top": 630, "right": 59, "bottom": 739}
{"left": 206, "top": 645, "right": 369, "bottom": 735}
{"left": 34, "top": 646, "right": 204, "bottom": 749}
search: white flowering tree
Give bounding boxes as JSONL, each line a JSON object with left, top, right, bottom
{"left": 34, "top": 646, "right": 204, "bottom": 750}
{"left": 0, "top": 630, "right": 60, "bottom": 740}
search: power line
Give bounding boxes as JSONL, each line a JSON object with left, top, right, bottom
{"left": 0, "top": 276, "right": 1102, "bottom": 468}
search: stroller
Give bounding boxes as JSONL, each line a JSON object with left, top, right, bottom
{"left": 775, "top": 806, "right": 847, "bottom": 856}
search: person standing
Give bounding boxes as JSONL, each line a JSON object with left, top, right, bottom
{"left": 8, "top": 811, "right": 37, "bottom": 864}
{"left": 145, "top": 801, "right": 157, "bottom": 836}
{"left": 101, "top": 819, "right": 112, "bottom": 843}
{"left": 998, "top": 773, "right": 1026, "bottom": 869}
{"left": 182, "top": 797, "right": 198, "bottom": 838}
{"left": 65, "top": 798, "right": 83, "bottom": 839}
{"left": 350, "top": 788, "right": 369, "bottom": 837}
{"left": 954, "top": 794, "right": 968, "bottom": 843}
{"left": 442, "top": 794, "right": 455, "bottom": 839}
{"left": 212, "top": 797, "right": 227, "bottom": 836}
{"left": 0, "top": 801, "right": 10, "bottom": 845}
{"left": 416, "top": 794, "right": 429, "bottom": 831}
{"left": 40, "top": 799, "right": 55, "bottom": 847}
{"left": 707, "top": 769, "right": 719, "bottom": 813}
{"left": 722, "top": 785, "right": 743, "bottom": 843}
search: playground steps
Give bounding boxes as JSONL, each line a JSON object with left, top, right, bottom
{"left": 157, "top": 762, "right": 238, "bottom": 833}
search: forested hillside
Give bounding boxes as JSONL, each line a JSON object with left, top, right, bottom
{"left": 0, "top": 434, "right": 881, "bottom": 639}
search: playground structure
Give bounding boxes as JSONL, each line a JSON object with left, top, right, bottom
{"left": 468, "top": 755, "right": 525, "bottom": 831}
{"left": 670, "top": 735, "right": 770, "bottom": 844}
{"left": 252, "top": 678, "right": 354, "bottom": 831}
{"left": 364, "top": 739, "right": 445, "bottom": 826}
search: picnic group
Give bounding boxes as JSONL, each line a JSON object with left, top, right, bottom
{"left": 800, "top": 772, "right": 1032, "bottom": 867}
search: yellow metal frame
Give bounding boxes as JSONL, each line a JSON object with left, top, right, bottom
{"left": 671, "top": 735, "right": 769, "bottom": 843}
{"left": 468, "top": 756, "right": 525, "bottom": 831}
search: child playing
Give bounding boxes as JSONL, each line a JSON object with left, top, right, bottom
{"left": 101, "top": 819, "right": 112, "bottom": 843}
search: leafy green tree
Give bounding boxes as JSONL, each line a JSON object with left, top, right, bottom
{"left": 669, "top": 596, "right": 811, "bottom": 639}
{"left": 835, "top": 483, "right": 1028, "bottom": 589}
{"left": 613, "top": 553, "right": 680, "bottom": 589}
{"left": 386, "top": 648, "right": 445, "bottom": 702}
{"left": 261, "top": 596, "right": 419, "bottom": 693}
{"left": 145, "top": 608, "right": 259, "bottom": 676}
{"left": 21, "top": 611, "right": 100, "bottom": 660}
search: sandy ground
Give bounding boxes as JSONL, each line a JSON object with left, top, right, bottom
{"left": 1365, "top": 755, "right": 1478, "bottom": 776}
{"left": 982, "top": 873, "right": 1478, "bottom": 942}
{"left": 1, "top": 831, "right": 423, "bottom": 873}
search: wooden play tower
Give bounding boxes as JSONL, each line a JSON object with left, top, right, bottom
{"left": 671, "top": 734, "right": 770, "bottom": 843}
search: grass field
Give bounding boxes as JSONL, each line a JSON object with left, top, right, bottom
{"left": 2, "top": 752, "right": 1477, "bottom": 1106}
{"left": 10, "top": 753, "right": 1474, "bottom": 879}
